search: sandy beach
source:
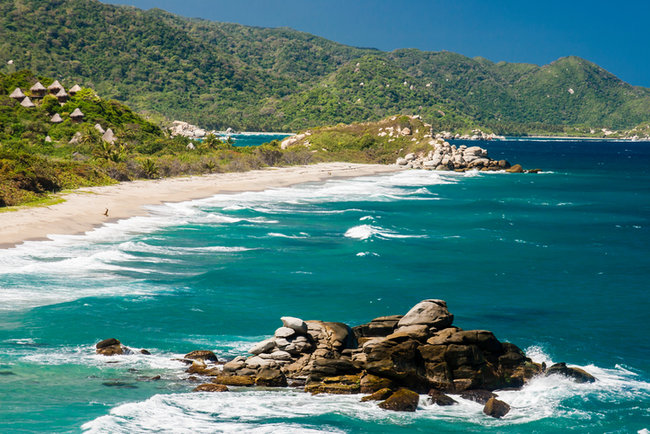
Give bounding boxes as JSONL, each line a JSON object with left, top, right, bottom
{"left": 0, "top": 162, "right": 400, "bottom": 249}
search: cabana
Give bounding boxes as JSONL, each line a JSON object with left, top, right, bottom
{"left": 70, "top": 108, "right": 85, "bottom": 123}
{"left": 20, "top": 96, "right": 36, "bottom": 108}
{"left": 9, "top": 87, "right": 26, "bottom": 101}
{"left": 47, "top": 80, "right": 63, "bottom": 95}
{"left": 50, "top": 113, "right": 63, "bottom": 123}
{"left": 55, "top": 88, "right": 69, "bottom": 103}
{"left": 30, "top": 82, "right": 47, "bottom": 98}
{"left": 68, "top": 84, "right": 82, "bottom": 96}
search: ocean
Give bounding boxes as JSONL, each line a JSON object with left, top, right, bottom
{"left": 0, "top": 138, "right": 649, "bottom": 433}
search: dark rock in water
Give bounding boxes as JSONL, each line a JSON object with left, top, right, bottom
{"left": 427, "top": 389, "right": 457, "bottom": 406}
{"left": 483, "top": 397, "right": 510, "bottom": 418}
{"left": 361, "top": 387, "right": 394, "bottom": 402}
{"left": 255, "top": 367, "right": 287, "bottom": 387}
{"left": 102, "top": 381, "right": 138, "bottom": 389}
{"left": 184, "top": 350, "right": 218, "bottom": 363}
{"left": 213, "top": 375, "right": 255, "bottom": 386}
{"left": 460, "top": 389, "right": 497, "bottom": 404}
{"left": 527, "top": 168, "right": 542, "bottom": 173}
{"left": 506, "top": 164, "right": 524, "bottom": 173}
{"left": 0, "top": 371, "right": 16, "bottom": 376}
{"left": 378, "top": 388, "right": 420, "bottom": 412}
{"left": 186, "top": 362, "right": 219, "bottom": 376}
{"left": 173, "top": 358, "right": 195, "bottom": 365}
{"left": 151, "top": 375, "right": 161, "bottom": 381}
{"left": 193, "top": 383, "right": 229, "bottom": 392}
{"left": 96, "top": 338, "right": 128, "bottom": 356}
{"left": 96, "top": 338, "right": 120, "bottom": 349}
{"left": 546, "top": 363, "right": 596, "bottom": 383}
{"left": 140, "top": 349, "right": 151, "bottom": 355}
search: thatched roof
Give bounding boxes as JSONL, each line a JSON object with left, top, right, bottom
{"left": 20, "top": 96, "right": 35, "bottom": 108}
{"left": 102, "top": 128, "right": 116, "bottom": 144}
{"left": 48, "top": 80, "right": 63, "bottom": 92}
{"left": 51, "top": 113, "right": 63, "bottom": 123}
{"left": 30, "top": 82, "right": 46, "bottom": 92}
{"left": 9, "top": 87, "right": 25, "bottom": 99}
{"left": 70, "top": 108, "right": 84, "bottom": 118}
{"left": 94, "top": 123, "right": 105, "bottom": 134}
{"left": 69, "top": 84, "right": 82, "bottom": 94}
{"left": 55, "top": 88, "right": 68, "bottom": 98}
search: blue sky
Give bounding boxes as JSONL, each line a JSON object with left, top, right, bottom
{"left": 103, "top": 0, "right": 650, "bottom": 87}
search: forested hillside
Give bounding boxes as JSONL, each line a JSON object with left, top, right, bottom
{"left": 1, "top": 0, "right": 648, "bottom": 132}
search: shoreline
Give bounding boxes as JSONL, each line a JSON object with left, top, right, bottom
{"left": 0, "top": 163, "right": 401, "bottom": 249}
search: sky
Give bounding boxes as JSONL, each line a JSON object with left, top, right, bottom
{"left": 103, "top": 0, "right": 650, "bottom": 87}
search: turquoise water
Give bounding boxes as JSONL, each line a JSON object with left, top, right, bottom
{"left": 1, "top": 139, "right": 649, "bottom": 433}
{"left": 220, "top": 133, "right": 291, "bottom": 147}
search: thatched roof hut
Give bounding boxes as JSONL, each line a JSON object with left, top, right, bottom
{"left": 9, "top": 87, "right": 26, "bottom": 101}
{"left": 30, "top": 82, "right": 46, "bottom": 98}
{"left": 51, "top": 113, "right": 63, "bottom": 123}
{"left": 70, "top": 108, "right": 84, "bottom": 122}
{"left": 55, "top": 88, "right": 69, "bottom": 103}
{"left": 20, "top": 96, "right": 36, "bottom": 108}
{"left": 47, "top": 80, "right": 63, "bottom": 94}
{"left": 68, "top": 84, "right": 82, "bottom": 96}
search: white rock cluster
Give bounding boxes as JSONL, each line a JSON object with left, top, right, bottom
{"left": 396, "top": 140, "right": 510, "bottom": 171}
{"left": 225, "top": 317, "right": 313, "bottom": 372}
{"left": 170, "top": 120, "right": 213, "bottom": 139}
{"left": 280, "top": 132, "right": 311, "bottom": 149}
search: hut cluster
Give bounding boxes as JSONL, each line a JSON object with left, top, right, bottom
{"left": 8, "top": 80, "right": 85, "bottom": 123}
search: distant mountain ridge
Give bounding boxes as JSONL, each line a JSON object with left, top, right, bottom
{"left": 1, "top": 0, "right": 648, "bottom": 132}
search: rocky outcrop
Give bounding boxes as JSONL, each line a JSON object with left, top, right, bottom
{"left": 396, "top": 140, "right": 513, "bottom": 171}
{"left": 205, "top": 298, "right": 588, "bottom": 415}
{"left": 94, "top": 299, "right": 595, "bottom": 418}
{"left": 170, "top": 121, "right": 213, "bottom": 139}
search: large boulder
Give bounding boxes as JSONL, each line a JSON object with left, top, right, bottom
{"left": 96, "top": 338, "right": 127, "bottom": 356}
{"left": 255, "top": 367, "right": 287, "bottom": 387}
{"left": 184, "top": 350, "right": 218, "bottom": 363}
{"left": 545, "top": 363, "right": 596, "bottom": 383}
{"left": 378, "top": 388, "right": 420, "bottom": 412}
{"left": 427, "top": 389, "right": 457, "bottom": 406}
{"left": 506, "top": 164, "right": 524, "bottom": 173}
{"left": 397, "top": 299, "right": 454, "bottom": 330}
{"left": 281, "top": 316, "right": 308, "bottom": 334}
{"left": 483, "top": 397, "right": 510, "bottom": 418}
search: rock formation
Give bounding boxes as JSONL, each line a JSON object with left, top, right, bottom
{"left": 396, "top": 140, "right": 512, "bottom": 171}
{"left": 94, "top": 299, "right": 596, "bottom": 418}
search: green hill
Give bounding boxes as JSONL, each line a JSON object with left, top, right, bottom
{"left": 1, "top": 0, "right": 648, "bottom": 133}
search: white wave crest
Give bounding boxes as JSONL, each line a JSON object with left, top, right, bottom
{"left": 344, "top": 224, "right": 426, "bottom": 241}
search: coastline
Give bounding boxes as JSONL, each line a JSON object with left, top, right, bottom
{"left": 0, "top": 162, "right": 401, "bottom": 249}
